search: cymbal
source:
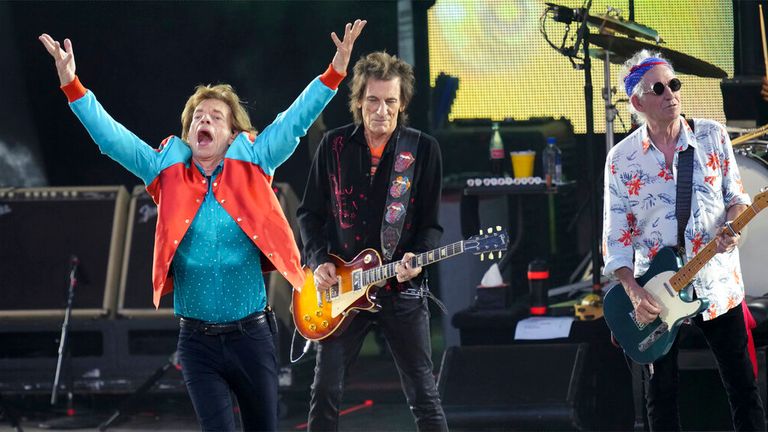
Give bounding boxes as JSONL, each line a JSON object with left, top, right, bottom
{"left": 586, "top": 14, "right": 661, "bottom": 43}
{"left": 589, "top": 34, "right": 728, "bottom": 79}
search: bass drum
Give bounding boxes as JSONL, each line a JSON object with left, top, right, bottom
{"left": 735, "top": 144, "right": 768, "bottom": 297}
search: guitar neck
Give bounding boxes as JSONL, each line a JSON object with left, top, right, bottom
{"left": 669, "top": 203, "right": 760, "bottom": 291}
{"left": 362, "top": 241, "right": 465, "bottom": 286}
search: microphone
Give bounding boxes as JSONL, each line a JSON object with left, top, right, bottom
{"left": 69, "top": 255, "right": 79, "bottom": 273}
{"left": 545, "top": 2, "right": 583, "bottom": 24}
{"left": 67, "top": 254, "right": 90, "bottom": 285}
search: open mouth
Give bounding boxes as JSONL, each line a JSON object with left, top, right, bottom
{"left": 197, "top": 130, "right": 213, "bottom": 146}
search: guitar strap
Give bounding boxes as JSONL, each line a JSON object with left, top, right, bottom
{"left": 675, "top": 118, "right": 696, "bottom": 254}
{"left": 380, "top": 127, "right": 420, "bottom": 262}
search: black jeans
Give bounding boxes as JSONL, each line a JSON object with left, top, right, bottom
{"left": 645, "top": 302, "right": 766, "bottom": 431}
{"left": 177, "top": 312, "right": 278, "bottom": 432}
{"left": 307, "top": 294, "right": 448, "bottom": 431}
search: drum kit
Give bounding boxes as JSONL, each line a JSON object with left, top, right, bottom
{"left": 574, "top": 6, "right": 768, "bottom": 297}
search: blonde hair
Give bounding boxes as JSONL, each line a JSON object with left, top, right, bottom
{"left": 180, "top": 84, "right": 256, "bottom": 141}
{"left": 348, "top": 51, "right": 415, "bottom": 126}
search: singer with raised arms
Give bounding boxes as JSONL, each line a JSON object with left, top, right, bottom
{"left": 39, "top": 19, "right": 366, "bottom": 432}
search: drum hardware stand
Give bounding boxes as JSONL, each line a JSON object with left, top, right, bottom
{"left": 542, "top": 0, "right": 602, "bottom": 290}
{"left": 98, "top": 351, "right": 180, "bottom": 431}
{"left": 39, "top": 256, "right": 101, "bottom": 430}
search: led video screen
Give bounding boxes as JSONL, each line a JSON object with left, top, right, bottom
{"left": 428, "top": 0, "right": 734, "bottom": 133}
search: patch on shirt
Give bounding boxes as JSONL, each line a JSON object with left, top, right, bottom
{"left": 385, "top": 202, "right": 406, "bottom": 224}
{"left": 394, "top": 152, "right": 415, "bottom": 172}
{"left": 389, "top": 176, "right": 411, "bottom": 198}
{"left": 382, "top": 226, "right": 400, "bottom": 253}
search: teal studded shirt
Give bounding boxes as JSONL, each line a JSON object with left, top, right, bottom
{"left": 172, "top": 163, "right": 265, "bottom": 322}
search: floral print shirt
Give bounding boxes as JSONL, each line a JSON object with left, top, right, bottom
{"left": 602, "top": 117, "right": 750, "bottom": 320}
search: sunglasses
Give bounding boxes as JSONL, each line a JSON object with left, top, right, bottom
{"left": 643, "top": 78, "right": 682, "bottom": 96}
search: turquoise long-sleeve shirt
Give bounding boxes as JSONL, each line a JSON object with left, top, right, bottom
{"left": 69, "top": 76, "right": 337, "bottom": 322}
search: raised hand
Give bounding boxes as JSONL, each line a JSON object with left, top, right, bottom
{"left": 39, "top": 33, "right": 76, "bottom": 86}
{"left": 330, "top": 19, "right": 367, "bottom": 75}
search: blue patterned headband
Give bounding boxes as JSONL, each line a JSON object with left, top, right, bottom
{"left": 623, "top": 57, "right": 670, "bottom": 97}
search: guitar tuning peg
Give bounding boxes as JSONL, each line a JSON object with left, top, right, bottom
{"left": 496, "top": 226, "right": 502, "bottom": 231}
{"left": 479, "top": 253, "right": 485, "bottom": 261}
{"left": 486, "top": 227, "right": 492, "bottom": 234}
{"left": 488, "top": 252, "right": 494, "bottom": 260}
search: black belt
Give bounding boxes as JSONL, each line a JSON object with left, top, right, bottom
{"left": 179, "top": 311, "right": 266, "bottom": 336}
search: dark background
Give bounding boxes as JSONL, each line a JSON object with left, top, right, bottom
{"left": 0, "top": 1, "right": 434, "bottom": 195}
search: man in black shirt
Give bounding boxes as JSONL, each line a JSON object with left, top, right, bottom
{"left": 297, "top": 51, "right": 447, "bottom": 431}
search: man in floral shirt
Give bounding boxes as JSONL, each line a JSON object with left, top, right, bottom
{"left": 603, "top": 50, "right": 765, "bottom": 430}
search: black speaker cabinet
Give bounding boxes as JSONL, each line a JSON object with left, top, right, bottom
{"left": 118, "top": 185, "right": 173, "bottom": 317}
{"left": 0, "top": 186, "right": 128, "bottom": 318}
{"left": 677, "top": 347, "right": 767, "bottom": 431}
{"left": 438, "top": 343, "right": 591, "bottom": 431}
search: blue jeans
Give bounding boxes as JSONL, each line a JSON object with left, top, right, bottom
{"left": 645, "top": 302, "right": 766, "bottom": 431}
{"left": 177, "top": 313, "right": 278, "bottom": 432}
{"left": 307, "top": 294, "right": 448, "bottom": 431}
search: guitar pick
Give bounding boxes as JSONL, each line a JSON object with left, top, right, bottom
{"left": 394, "top": 152, "right": 415, "bottom": 172}
{"left": 389, "top": 176, "right": 411, "bottom": 198}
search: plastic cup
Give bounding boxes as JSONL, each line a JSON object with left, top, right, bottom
{"left": 510, "top": 150, "right": 536, "bottom": 179}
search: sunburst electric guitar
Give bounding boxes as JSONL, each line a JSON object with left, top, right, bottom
{"left": 292, "top": 228, "right": 509, "bottom": 341}
{"left": 604, "top": 189, "right": 768, "bottom": 364}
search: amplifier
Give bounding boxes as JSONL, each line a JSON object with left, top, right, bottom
{"left": 0, "top": 186, "right": 129, "bottom": 318}
{"left": 118, "top": 185, "right": 173, "bottom": 317}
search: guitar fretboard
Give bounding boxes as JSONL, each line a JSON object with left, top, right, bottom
{"left": 669, "top": 203, "right": 761, "bottom": 291}
{"left": 361, "top": 241, "right": 465, "bottom": 286}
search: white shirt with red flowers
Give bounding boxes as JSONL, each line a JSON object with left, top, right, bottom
{"left": 602, "top": 117, "right": 751, "bottom": 320}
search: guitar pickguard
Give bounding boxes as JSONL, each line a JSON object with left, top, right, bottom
{"left": 330, "top": 269, "right": 365, "bottom": 318}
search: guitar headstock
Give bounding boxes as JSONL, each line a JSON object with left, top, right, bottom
{"left": 464, "top": 226, "right": 509, "bottom": 260}
{"left": 752, "top": 188, "right": 768, "bottom": 212}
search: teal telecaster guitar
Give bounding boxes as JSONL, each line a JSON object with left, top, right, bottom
{"left": 604, "top": 190, "right": 768, "bottom": 364}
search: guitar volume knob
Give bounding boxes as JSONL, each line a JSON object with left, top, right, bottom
{"left": 303, "top": 315, "right": 311, "bottom": 322}
{"left": 321, "top": 321, "right": 329, "bottom": 328}
{"left": 315, "top": 310, "right": 323, "bottom": 317}
{"left": 309, "top": 324, "right": 317, "bottom": 331}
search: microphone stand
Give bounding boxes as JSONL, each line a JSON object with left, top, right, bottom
{"left": 575, "top": 4, "right": 605, "bottom": 292}
{"left": 50, "top": 257, "right": 78, "bottom": 407}
{"left": 544, "top": 1, "right": 603, "bottom": 291}
{"left": 39, "top": 256, "right": 100, "bottom": 430}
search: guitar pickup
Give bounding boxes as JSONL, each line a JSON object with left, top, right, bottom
{"left": 638, "top": 322, "right": 669, "bottom": 352}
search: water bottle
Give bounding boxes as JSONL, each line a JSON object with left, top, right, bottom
{"left": 489, "top": 122, "right": 505, "bottom": 177}
{"left": 542, "top": 137, "right": 562, "bottom": 187}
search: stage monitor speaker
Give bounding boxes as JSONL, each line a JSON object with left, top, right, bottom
{"left": 0, "top": 186, "right": 128, "bottom": 318}
{"left": 677, "top": 347, "right": 767, "bottom": 431}
{"left": 117, "top": 183, "right": 300, "bottom": 319}
{"left": 438, "top": 343, "right": 591, "bottom": 431}
{"left": 117, "top": 185, "right": 173, "bottom": 317}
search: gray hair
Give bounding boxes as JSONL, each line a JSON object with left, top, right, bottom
{"left": 621, "top": 49, "right": 675, "bottom": 124}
